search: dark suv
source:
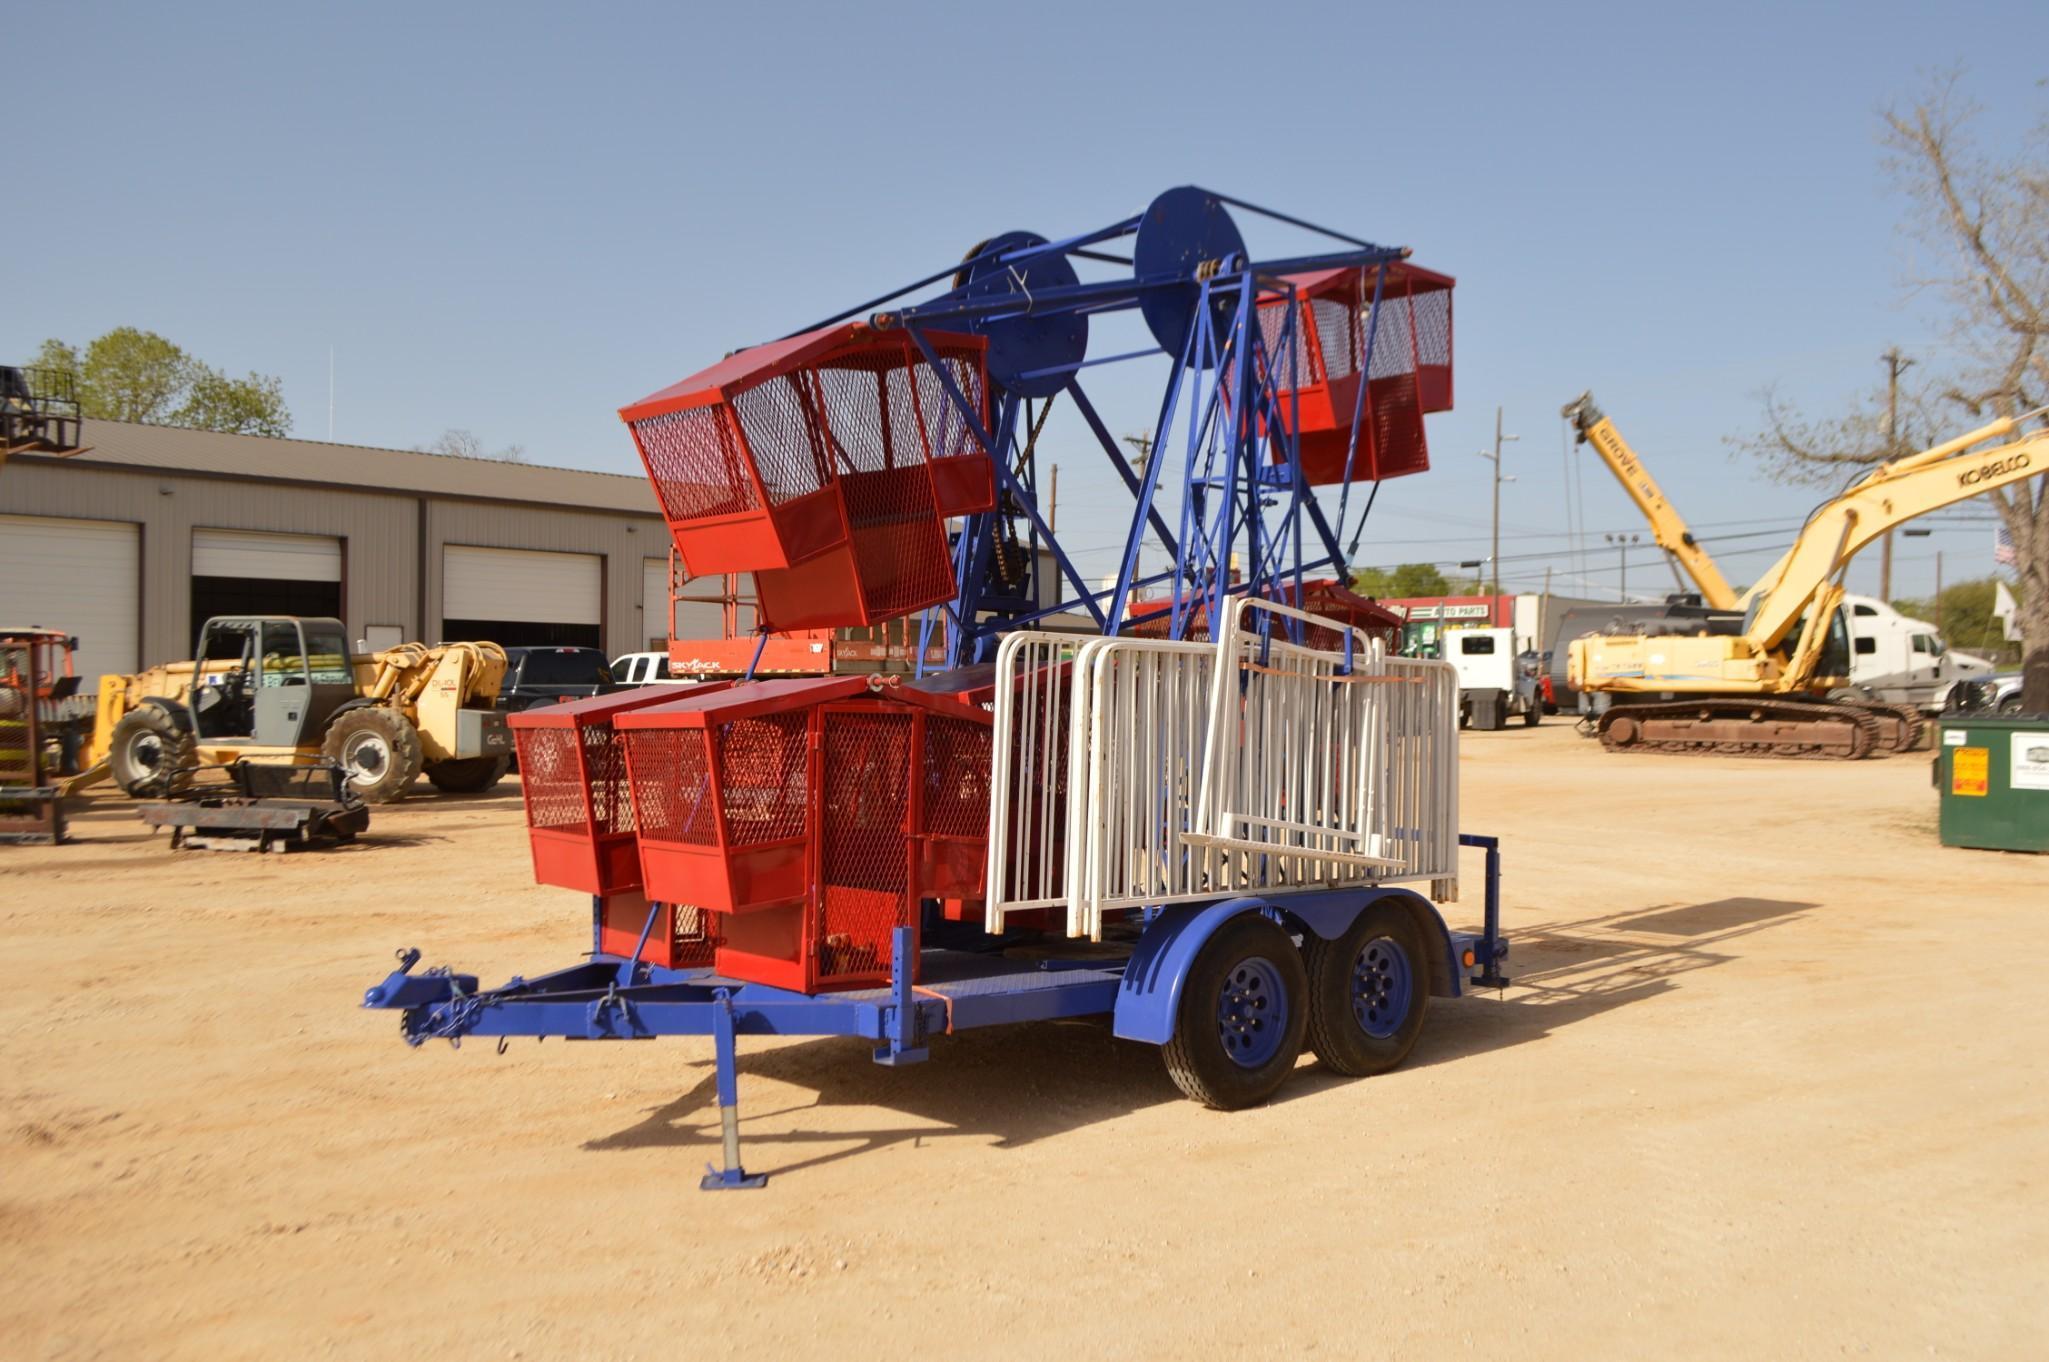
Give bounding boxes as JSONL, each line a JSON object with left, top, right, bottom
{"left": 496, "top": 647, "right": 619, "bottom": 715}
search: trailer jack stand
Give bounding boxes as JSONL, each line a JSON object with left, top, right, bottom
{"left": 700, "top": 990, "right": 766, "bottom": 1191}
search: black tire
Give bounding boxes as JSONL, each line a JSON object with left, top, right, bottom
{"left": 108, "top": 705, "right": 195, "bottom": 797}
{"left": 1522, "top": 705, "right": 1540, "bottom": 728}
{"left": 1161, "top": 913, "right": 1309, "bottom": 1110}
{"left": 1997, "top": 693, "right": 2023, "bottom": 715}
{"left": 424, "top": 755, "right": 509, "bottom": 793}
{"left": 1303, "top": 900, "right": 1431, "bottom": 1077}
{"left": 321, "top": 707, "right": 423, "bottom": 804}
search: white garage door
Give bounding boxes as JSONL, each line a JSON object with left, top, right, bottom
{"left": 0, "top": 514, "right": 140, "bottom": 692}
{"left": 444, "top": 545, "right": 601, "bottom": 625}
{"left": 193, "top": 528, "right": 342, "bottom": 581}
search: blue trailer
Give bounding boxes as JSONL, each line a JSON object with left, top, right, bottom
{"left": 363, "top": 838, "right": 1505, "bottom": 1189}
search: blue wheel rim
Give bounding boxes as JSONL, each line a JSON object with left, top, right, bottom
{"left": 1216, "top": 954, "right": 1289, "bottom": 1069}
{"left": 1351, "top": 936, "right": 1413, "bottom": 1039}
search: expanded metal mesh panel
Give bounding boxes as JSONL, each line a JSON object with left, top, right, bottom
{"left": 674, "top": 903, "right": 718, "bottom": 968}
{"left": 917, "top": 344, "right": 988, "bottom": 463}
{"left": 1411, "top": 289, "right": 1452, "bottom": 369}
{"left": 729, "top": 374, "right": 831, "bottom": 508}
{"left": 516, "top": 727, "right": 590, "bottom": 832}
{"left": 1366, "top": 295, "right": 1422, "bottom": 381}
{"left": 715, "top": 713, "right": 809, "bottom": 847}
{"left": 623, "top": 729, "right": 718, "bottom": 846}
{"left": 1311, "top": 298, "right": 1358, "bottom": 380}
{"left": 843, "top": 468, "right": 957, "bottom": 618}
{"left": 921, "top": 715, "right": 994, "bottom": 838}
{"left": 634, "top": 405, "right": 758, "bottom": 522}
{"left": 818, "top": 711, "right": 912, "bottom": 982}
{"left": 587, "top": 724, "right": 634, "bottom": 835}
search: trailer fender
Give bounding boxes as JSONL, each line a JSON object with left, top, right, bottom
{"left": 1113, "top": 891, "right": 1462, "bottom": 1046}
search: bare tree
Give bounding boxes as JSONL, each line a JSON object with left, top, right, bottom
{"left": 1732, "top": 75, "right": 2048, "bottom": 709}
{"left": 418, "top": 428, "right": 527, "bottom": 463}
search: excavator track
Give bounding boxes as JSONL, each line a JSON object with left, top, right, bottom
{"left": 1596, "top": 698, "right": 1889, "bottom": 760}
{"left": 1853, "top": 701, "right": 1928, "bottom": 753}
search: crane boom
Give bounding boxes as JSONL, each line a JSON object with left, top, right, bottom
{"left": 1561, "top": 392, "right": 1738, "bottom": 610}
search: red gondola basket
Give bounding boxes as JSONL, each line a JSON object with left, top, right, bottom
{"left": 1260, "top": 262, "right": 1455, "bottom": 485}
{"left": 616, "top": 677, "right": 862, "bottom": 918}
{"left": 620, "top": 321, "right": 996, "bottom": 633}
{"left": 615, "top": 676, "right": 996, "bottom": 993}
{"left": 509, "top": 685, "right": 730, "bottom": 896}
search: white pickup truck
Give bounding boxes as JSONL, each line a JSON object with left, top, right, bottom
{"left": 1444, "top": 627, "right": 1542, "bottom": 730}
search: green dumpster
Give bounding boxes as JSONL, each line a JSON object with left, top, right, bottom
{"left": 1936, "top": 715, "right": 2049, "bottom": 853}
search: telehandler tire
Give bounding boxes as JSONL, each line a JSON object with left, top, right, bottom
{"left": 108, "top": 705, "right": 195, "bottom": 797}
{"left": 425, "top": 755, "right": 509, "bottom": 794}
{"left": 322, "top": 707, "right": 423, "bottom": 803}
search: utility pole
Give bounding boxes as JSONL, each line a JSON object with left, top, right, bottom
{"left": 1048, "top": 463, "right": 1059, "bottom": 534}
{"left": 1935, "top": 551, "right": 1944, "bottom": 635}
{"left": 1476, "top": 406, "right": 1518, "bottom": 595}
{"left": 1605, "top": 532, "right": 1642, "bottom": 602}
{"left": 1879, "top": 347, "right": 1914, "bottom": 602}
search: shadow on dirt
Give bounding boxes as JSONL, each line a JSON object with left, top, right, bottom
{"left": 583, "top": 897, "right": 1815, "bottom": 1178}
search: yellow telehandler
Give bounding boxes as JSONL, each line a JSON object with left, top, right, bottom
{"left": 81, "top": 616, "right": 511, "bottom": 802}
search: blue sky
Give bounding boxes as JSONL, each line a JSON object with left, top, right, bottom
{"left": 9, "top": 0, "right": 2044, "bottom": 606}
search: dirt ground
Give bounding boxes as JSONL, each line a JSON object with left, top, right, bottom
{"left": 3, "top": 724, "right": 2045, "bottom": 1360}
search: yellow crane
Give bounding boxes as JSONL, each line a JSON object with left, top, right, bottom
{"left": 1560, "top": 392, "right": 1738, "bottom": 609}
{"left": 1567, "top": 409, "right": 2045, "bottom": 757}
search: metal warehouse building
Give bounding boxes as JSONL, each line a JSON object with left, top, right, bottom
{"left": 0, "top": 420, "right": 675, "bottom": 691}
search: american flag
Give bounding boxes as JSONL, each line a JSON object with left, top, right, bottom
{"left": 1994, "top": 525, "right": 2017, "bottom": 567}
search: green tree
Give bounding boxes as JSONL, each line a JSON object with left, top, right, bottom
{"left": 1352, "top": 562, "right": 1452, "bottom": 598}
{"left": 1892, "top": 577, "right": 2022, "bottom": 657}
{"left": 26, "top": 327, "right": 291, "bottom": 435}
{"left": 176, "top": 365, "right": 292, "bottom": 437}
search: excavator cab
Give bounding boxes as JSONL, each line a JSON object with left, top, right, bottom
{"left": 187, "top": 617, "right": 357, "bottom": 746}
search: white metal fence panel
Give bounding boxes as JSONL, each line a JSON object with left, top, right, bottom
{"left": 983, "top": 604, "right": 1461, "bottom": 942}
{"left": 1068, "top": 637, "right": 1227, "bottom": 941}
{"left": 984, "top": 632, "right": 1082, "bottom": 931}
{"left": 1194, "top": 598, "right": 1460, "bottom": 898}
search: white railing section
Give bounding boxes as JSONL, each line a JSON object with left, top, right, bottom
{"left": 983, "top": 632, "right": 1081, "bottom": 932}
{"left": 1066, "top": 637, "right": 1226, "bottom": 941}
{"left": 1191, "top": 597, "right": 1460, "bottom": 897}
{"left": 983, "top": 607, "right": 1461, "bottom": 942}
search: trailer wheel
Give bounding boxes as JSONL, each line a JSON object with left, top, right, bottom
{"left": 322, "top": 707, "right": 423, "bottom": 803}
{"left": 1304, "top": 901, "right": 1429, "bottom": 1076}
{"left": 424, "top": 755, "right": 509, "bottom": 794}
{"left": 108, "top": 705, "right": 195, "bottom": 797}
{"left": 1161, "top": 913, "right": 1308, "bottom": 1110}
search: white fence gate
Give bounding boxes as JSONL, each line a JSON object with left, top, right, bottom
{"left": 985, "top": 602, "right": 1461, "bottom": 942}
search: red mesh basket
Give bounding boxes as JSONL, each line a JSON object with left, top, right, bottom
{"left": 509, "top": 686, "right": 729, "bottom": 895}
{"left": 1258, "top": 263, "right": 1454, "bottom": 485}
{"left": 620, "top": 322, "right": 995, "bottom": 632}
{"left": 616, "top": 677, "right": 866, "bottom": 917}
{"left": 614, "top": 677, "right": 997, "bottom": 993}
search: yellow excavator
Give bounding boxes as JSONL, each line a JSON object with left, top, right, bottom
{"left": 1562, "top": 395, "right": 2044, "bottom": 757}
{"left": 78, "top": 617, "right": 511, "bottom": 802}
